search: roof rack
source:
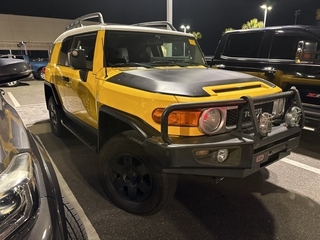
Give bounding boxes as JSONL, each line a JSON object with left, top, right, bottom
{"left": 65, "top": 12, "right": 105, "bottom": 31}
{"left": 132, "top": 21, "right": 177, "bottom": 31}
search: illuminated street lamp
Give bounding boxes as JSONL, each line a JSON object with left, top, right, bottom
{"left": 180, "top": 25, "right": 190, "bottom": 33}
{"left": 261, "top": 5, "right": 272, "bottom": 27}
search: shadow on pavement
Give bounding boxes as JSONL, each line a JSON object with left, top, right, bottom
{"left": 36, "top": 129, "right": 320, "bottom": 240}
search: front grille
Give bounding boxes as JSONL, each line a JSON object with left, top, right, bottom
{"left": 226, "top": 102, "right": 274, "bottom": 127}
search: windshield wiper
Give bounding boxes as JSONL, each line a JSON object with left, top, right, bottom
{"left": 150, "top": 60, "right": 179, "bottom": 66}
{"left": 109, "top": 62, "right": 153, "bottom": 68}
{"left": 177, "top": 59, "right": 205, "bottom": 65}
{"left": 151, "top": 60, "right": 204, "bottom": 67}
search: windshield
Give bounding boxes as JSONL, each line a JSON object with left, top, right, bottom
{"left": 105, "top": 30, "right": 205, "bottom": 67}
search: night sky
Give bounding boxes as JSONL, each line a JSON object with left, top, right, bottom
{"left": 1, "top": 0, "right": 319, "bottom": 54}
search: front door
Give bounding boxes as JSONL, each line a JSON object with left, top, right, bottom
{"left": 58, "top": 32, "right": 99, "bottom": 128}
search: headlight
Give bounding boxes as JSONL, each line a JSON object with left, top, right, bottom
{"left": 0, "top": 153, "right": 36, "bottom": 239}
{"left": 199, "top": 108, "right": 223, "bottom": 135}
{"left": 272, "top": 98, "right": 285, "bottom": 117}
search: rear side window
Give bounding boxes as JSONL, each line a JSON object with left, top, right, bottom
{"left": 223, "top": 32, "right": 264, "bottom": 58}
{"left": 270, "top": 34, "right": 318, "bottom": 60}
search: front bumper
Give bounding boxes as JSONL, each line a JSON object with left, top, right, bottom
{"left": 143, "top": 88, "right": 303, "bottom": 178}
{"left": 144, "top": 125, "right": 300, "bottom": 178}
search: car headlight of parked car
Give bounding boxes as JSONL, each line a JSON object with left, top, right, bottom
{"left": 0, "top": 152, "right": 37, "bottom": 239}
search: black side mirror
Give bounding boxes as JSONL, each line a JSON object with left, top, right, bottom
{"left": 68, "top": 49, "right": 87, "bottom": 70}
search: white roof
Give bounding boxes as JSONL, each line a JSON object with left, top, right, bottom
{"left": 53, "top": 23, "right": 193, "bottom": 43}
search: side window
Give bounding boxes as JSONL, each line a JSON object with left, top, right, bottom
{"left": 71, "top": 33, "right": 97, "bottom": 70}
{"left": 223, "top": 32, "right": 264, "bottom": 58}
{"left": 58, "top": 37, "right": 72, "bottom": 66}
{"left": 270, "top": 34, "right": 317, "bottom": 60}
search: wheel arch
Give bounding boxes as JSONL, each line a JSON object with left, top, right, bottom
{"left": 44, "top": 82, "right": 62, "bottom": 109}
{"left": 98, "top": 105, "right": 159, "bottom": 151}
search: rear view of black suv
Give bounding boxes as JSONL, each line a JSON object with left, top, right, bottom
{"left": 208, "top": 25, "right": 320, "bottom": 131}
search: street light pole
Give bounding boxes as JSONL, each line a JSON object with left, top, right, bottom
{"left": 294, "top": 10, "right": 301, "bottom": 25}
{"left": 261, "top": 5, "right": 272, "bottom": 27}
{"left": 167, "top": 0, "right": 173, "bottom": 24}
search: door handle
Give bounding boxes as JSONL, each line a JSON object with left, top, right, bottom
{"left": 262, "top": 67, "right": 277, "bottom": 74}
{"left": 62, "top": 76, "right": 69, "bottom": 82}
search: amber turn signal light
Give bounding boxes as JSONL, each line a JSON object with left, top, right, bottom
{"left": 152, "top": 108, "right": 201, "bottom": 127}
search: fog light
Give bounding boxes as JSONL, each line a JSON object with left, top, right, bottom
{"left": 259, "top": 113, "right": 273, "bottom": 136}
{"left": 285, "top": 106, "right": 302, "bottom": 127}
{"left": 212, "top": 149, "right": 229, "bottom": 163}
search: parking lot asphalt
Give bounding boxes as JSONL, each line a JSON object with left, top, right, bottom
{"left": 2, "top": 80, "right": 320, "bottom": 240}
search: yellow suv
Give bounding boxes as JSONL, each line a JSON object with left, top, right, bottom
{"left": 44, "top": 12, "right": 304, "bottom": 215}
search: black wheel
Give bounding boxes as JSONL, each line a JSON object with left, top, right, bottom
{"left": 98, "top": 130, "right": 177, "bottom": 215}
{"left": 63, "top": 196, "right": 88, "bottom": 240}
{"left": 48, "top": 96, "right": 66, "bottom": 137}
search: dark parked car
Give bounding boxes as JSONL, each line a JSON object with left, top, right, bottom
{"left": 0, "top": 57, "right": 32, "bottom": 87}
{"left": 0, "top": 54, "right": 48, "bottom": 84}
{"left": 208, "top": 25, "right": 320, "bottom": 131}
{"left": 0, "top": 58, "right": 87, "bottom": 239}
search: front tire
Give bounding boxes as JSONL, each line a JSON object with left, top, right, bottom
{"left": 48, "top": 96, "right": 66, "bottom": 137}
{"left": 98, "top": 130, "right": 177, "bottom": 215}
{"left": 63, "top": 197, "right": 88, "bottom": 240}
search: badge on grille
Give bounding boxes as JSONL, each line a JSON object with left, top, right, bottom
{"left": 244, "top": 108, "right": 262, "bottom": 118}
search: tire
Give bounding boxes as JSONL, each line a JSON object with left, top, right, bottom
{"left": 63, "top": 196, "right": 88, "bottom": 240}
{"left": 6, "top": 81, "right": 18, "bottom": 87}
{"left": 37, "top": 68, "right": 45, "bottom": 80}
{"left": 98, "top": 130, "right": 177, "bottom": 215}
{"left": 48, "top": 96, "right": 66, "bottom": 137}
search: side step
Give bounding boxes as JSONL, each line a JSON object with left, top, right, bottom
{"left": 61, "top": 118, "right": 97, "bottom": 152}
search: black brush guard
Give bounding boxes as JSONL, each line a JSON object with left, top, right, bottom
{"left": 160, "top": 87, "right": 304, "bottom": 145}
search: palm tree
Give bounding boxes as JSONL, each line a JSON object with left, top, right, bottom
{"left": 222, "top": 28, "right": 235, "bottom": 35}
{"left": 242, "top": 18, "right": 264, "bottom": 29}
{"left": 191, "top": 31, "right": 202, "bottom": 40}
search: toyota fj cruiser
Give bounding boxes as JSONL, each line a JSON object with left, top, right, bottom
{"left": 44, "top": 13, "right": 304, "bottom": 215}
{"left": 208, "top": 25, "right": 320, "bottom": 131}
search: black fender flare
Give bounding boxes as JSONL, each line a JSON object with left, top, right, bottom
{"left": 44, "top": 82, "right": 62, "bottom": 108}
{"left": 98, "top": 105, "right": 159, "bottom": 150}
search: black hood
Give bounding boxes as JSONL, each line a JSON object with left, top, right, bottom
{"left": 107, "top": 68, "right": 275, "bottom": 97}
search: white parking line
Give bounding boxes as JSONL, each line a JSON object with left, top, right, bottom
{"left": 7, "top": 92, "right": 20, "bottom": 107}
{"left": 282, "top": 158, "right": 320, "bottom": 175}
